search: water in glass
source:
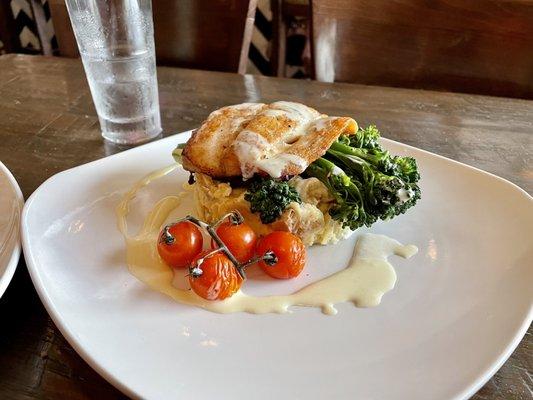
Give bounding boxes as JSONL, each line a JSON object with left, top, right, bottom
{"left": 66, "top": 0, "right": 161, "bottom": 144}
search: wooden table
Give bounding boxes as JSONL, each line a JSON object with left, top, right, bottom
{"left": 0, "top": 54, "right": 530, "bottom": 399}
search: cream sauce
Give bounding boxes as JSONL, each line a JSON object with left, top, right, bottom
{"left": 269, "top": 101, "right": 322, "bottom": 124}
{"left": 331, "top": 165, "right": 345, "bottom": 176}
{"left": 232, "top": 130, "right": 270, "bottom": 178}
{"left": 117, "top": 166, "right": 419, "bottom": 315}
{"left": 397, "top": 188, "right": 413, "bottom": 203}
{"left": 233, "top": 101, "right": 323, "bottom": 179}
{"left": 255, "top": 153, "right": 308, "bottom": 178}
{"left": 312, "top": 116, "right": 337, "bottom": 132}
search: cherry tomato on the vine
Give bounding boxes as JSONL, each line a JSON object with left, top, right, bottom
{"left": 189, "top": 251, "right": 243, "bottom": 300}
{"left": 256, "top": 231, "right": 306, "bottom": 279}
{"left": 211, "top": 221, "right": 257, "bottom": 263}
{"left": 157, "top": 221, "right": 203, "bottom": 268}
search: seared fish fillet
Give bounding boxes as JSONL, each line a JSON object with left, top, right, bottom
{"left": 182, "top": 101, "right": 357, "bottom": 179}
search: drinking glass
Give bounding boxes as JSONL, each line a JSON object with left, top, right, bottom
{"left": 65, "top": 0, "right": 162, "bottom": 144}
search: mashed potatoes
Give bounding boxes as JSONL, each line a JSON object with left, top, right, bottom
{"left": 189, "top": 173, "right": 352, "bottom": 246}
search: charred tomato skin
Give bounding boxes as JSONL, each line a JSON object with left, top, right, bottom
{"left": 189, "top": 251, "right": 243, "bottom": 300}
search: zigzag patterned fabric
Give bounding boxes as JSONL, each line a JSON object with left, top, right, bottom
{"left": 0, "top": 0, "right": 55, "bottom": 54}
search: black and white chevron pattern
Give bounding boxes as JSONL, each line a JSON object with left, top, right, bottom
{"left": 248, "top": 0, "right": 308, "bottom": 78}
{"left": 0, "top": 0, "right": 56, "bottom": 54}
{"left": 248, "top": 0, "right": 273, "bottom": 75}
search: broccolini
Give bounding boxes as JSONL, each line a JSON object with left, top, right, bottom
{"left": 305, "top": 125, "right": 421, "bottom": 229}
{"left": 244, "top": 177, "right": 302, "bottom": 224}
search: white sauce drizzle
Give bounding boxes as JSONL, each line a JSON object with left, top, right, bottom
{"left": 262, "top": 109, "right": 287, "bottom": 118}
{"left": 116, "top": 166, "right": 419, "bottom": 315}
{"left": 312, "top": 116, "right": 337, "bottom": 132}
{"left": 233, "top": 130, "right": 270, "bottom": 150}
{"left": 232, "top": 130, "right": 271, "bottom": 178}
{"left": 254, "top": 153, "right": 308, "bottom": 178}
{"left": 331, "top": 165, "right": 344, "bottom": 176}
{"left": 269, "top": 101, "right": 321, "bottom": 123}
{"left": 397, "top": 188, "right": 413, "bottom": 203}
{"left": 232, "top": 101, "right": 324, "bottom": 179}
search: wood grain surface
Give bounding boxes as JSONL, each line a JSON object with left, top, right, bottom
{"left": 311, "top": 0, "right": 533, "bottom": 99}
{"left": 0, "top": 54, "right": 530, "bottom": 400}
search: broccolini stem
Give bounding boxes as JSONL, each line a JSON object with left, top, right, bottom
{"left": 306, "top": 158, "right": 365, "bottom": 206}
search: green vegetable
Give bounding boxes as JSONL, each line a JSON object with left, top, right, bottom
{"left": 338, "top": 125, "right": 381, "bottom": 150}
{"left": 172, "top": 143, "right": 186, "bottom": 164}
{"left": 305, "top": 158, "right": 376, "bottom": 230}
{"left": 244, "top": 177, "right": 302, "bottom": 224}
{"left": 305, "top": 125, "right": 421, "bottom": 229}
{"left": 328, "top": 141, "right": 397, "bottom": 176}
{"left": 392, "top": 155, "right": 420, "bottom": 183}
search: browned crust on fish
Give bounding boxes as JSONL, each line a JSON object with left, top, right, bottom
{"left": 182, "top": 104, "right": 265, "bottom": 178}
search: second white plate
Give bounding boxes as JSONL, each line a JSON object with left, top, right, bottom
{"left": 0, "top": 161, "right": 23, "bottom": 298}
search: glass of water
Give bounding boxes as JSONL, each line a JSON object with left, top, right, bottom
{"left": 65, "top": 0, "right": 162, "bottom": 144}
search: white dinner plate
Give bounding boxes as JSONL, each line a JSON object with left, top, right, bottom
{"left": 22, "top": 132, "right": 532, "bottom": 400}
{"left": 0, "top": 161, "right": 23, "bottom": 298}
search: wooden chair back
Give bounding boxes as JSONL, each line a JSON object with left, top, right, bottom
{"left": 0, "top": 1, "right": 21, "bottom": 54}
{"left": 311, "top": 0, "right": 533, "bottom": 98}
{"left": 49, "top": 0, "right": 257, "bottom": 73}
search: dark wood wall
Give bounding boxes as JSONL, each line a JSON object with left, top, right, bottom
{"left": 312, "top": 0, "right": 533, "bottom": 99}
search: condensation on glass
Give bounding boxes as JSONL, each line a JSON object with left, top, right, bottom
{"left": 66, "top": 0, "right": 162, "bottom": 144}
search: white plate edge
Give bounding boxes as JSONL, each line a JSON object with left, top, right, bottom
{"left": 0, "top": 161, "right": 24, "bottom": 298}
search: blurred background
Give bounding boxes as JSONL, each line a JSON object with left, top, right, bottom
{"left": 0, "top": 0, "right": 307, "bottom": 75}
{"left": 2, "top": 0, "right": 532, "bottom": 99}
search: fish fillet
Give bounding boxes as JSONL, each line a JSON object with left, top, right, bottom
{"left": 182, "top": 101, "right": 357, "bottom": 179}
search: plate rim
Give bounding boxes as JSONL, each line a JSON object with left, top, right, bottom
{"left": 21, "top": 132, "right": 533, "bottom": 400}
{"left": 0, "top": 160, "right": 23, "bottom": 298}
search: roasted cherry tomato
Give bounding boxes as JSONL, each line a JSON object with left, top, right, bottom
{"left": 189, "top": 251, "right": 243, "bottom": 300}
{"left": 256, "top": 231, "right": 306, "bottom": 279}
{"left": 211, "top": 221, "right": 257, "bottom": 263}
{"left": 157, "top": 221, "right": 203, "bottom": 268}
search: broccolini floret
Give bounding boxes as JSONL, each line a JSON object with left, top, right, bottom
{"left": 244, "top": 177, "right": 301, "bottom": 224}
{"left": 392, "top": 155, "right": 420, "bottom": 183}
{"left": 338, "top": 125, "right": 382, "bottom": 150}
